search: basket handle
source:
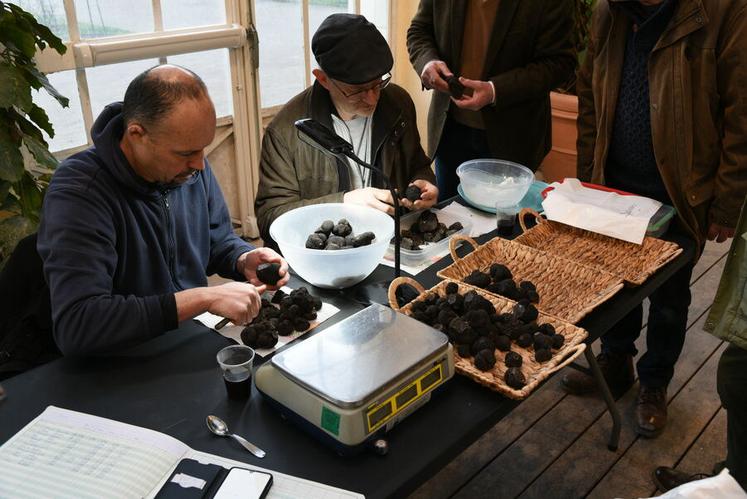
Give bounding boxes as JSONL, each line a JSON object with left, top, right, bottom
{"left": 387, "top": 276, "right": 426, "bottom": 311}
{"left": 448, "top": 234, "right": 479, "bottom": 262}
{"left": 543, "top": 343, "right": 587, "bottom": 377}
{"left": 518, "top": 208, "right": 545, "bottom": 233}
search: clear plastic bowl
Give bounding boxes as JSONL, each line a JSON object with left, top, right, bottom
{"left": 269, "top": 203, "right": 394, "bottom": 289}
{"left": 457, "top": 159, "right": 534, "bottom": 208}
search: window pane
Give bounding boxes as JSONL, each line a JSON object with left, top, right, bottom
{"left": 161, "top": 0, "right": 227, "bottom": 30}
{"left": 255, "top": 0, "right": 304, "bottom": 108}
{"left": 168, "top": 50, "right": 234, "bottom": 118}
{"left": 74, "top": 0, "right": 154, "bottom": 38}
{"left": 86, "top": 59, "right": 159, "bottom": 119}
{"left": 360, "top": 0, "right": 388, "bottom": 42}
{"left": 33, "top": 71, "right": 86, "bottom": 152}
{"left": 15, "top": 0, "right": 69, "bottom": 41}
{"left": 306, "top": 0, "right": 349, "bottom": 83}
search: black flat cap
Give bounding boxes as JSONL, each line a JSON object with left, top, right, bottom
{"left": 312, "top": 13, "right": 393, "bottom": 85}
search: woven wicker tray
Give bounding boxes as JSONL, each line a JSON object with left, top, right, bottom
{"left": 515, "top": 209, "right": 683, "bottom": 286}
{"left": 436, "top": 235, "right": 624, "bottom": 324}
{"left": 388, "top": 277, "right": 587, "bottom": 400}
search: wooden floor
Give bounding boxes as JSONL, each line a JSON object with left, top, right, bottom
{"left": 410, "top": 240, "right": 731, "bottom": 499}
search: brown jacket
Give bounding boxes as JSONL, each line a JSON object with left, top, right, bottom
{"left": 577, "top": 0, "right": 747, "bottom": 254}
{"left": 407, "top": 0, "right": 576, "bottom": 170}
{"left": 254, "top": 82, "right": 435, "bottom": 242}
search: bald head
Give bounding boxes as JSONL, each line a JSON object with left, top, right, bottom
{"left": 122, "top": 64, "right": 211, "bottom": 131}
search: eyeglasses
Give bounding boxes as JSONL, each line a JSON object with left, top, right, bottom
{"left": 331, "top": 73, "right": 392, "bottom": 98}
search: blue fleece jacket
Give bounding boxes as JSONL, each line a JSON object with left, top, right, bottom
{"left": 38, "top": 103, "right": 254, "bottom": 355}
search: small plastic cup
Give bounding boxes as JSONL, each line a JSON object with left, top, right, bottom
{"left": 216, "top": 345, "right": 255, "bottom": 400}
{"left": 495, "top": 202, "right": 520, "bottom": 238}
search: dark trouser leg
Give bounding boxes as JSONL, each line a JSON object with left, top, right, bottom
{"left": 434, "top": 116, "right": 491, "bottom": 201}
{"left": 600, "top": 304, "right": 643, "bottom": 357}
{"left": 717, "top": 343, "right": 747, "bottom": 490}
{"left": 635, "top": 258, "right": 695, "bottom": 388}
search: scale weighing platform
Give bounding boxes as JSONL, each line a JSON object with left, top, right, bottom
{"left": 255, "top": 303, "right": 455, "bottom": 455}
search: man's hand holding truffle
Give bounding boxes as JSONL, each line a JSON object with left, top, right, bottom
{"left": 343, "top": 187, "right": 397, "bottom": 216}
{"left": 237, "top": 248, "right": 290, "bottom": 290}
{"left": 399, "top": 179, "right": 438, "bottom": 211}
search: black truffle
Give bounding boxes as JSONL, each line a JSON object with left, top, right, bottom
{"left": 516, "top": 333, "right": 533, "bottom": 348}
{"left": 535, "top": 348, "right": 552, "bottom": 363}
{"left": 405, "top": 184, "right": 422, "bottom": 202}
{"left": 446, "top": 74, "right": 466, "bottom": 99}
{"left": 494, "top": 334, "right": 512, "bottom": 352}
{"left": 474, "top": 349, "right": 496, "bottom": 371}
{"left": 489, "top": 263, "right": 512, "bottom": 282}
{"left": 445, "top": 282, "right": 459, "bottom": 295}
{"left": 318, "top": 220, "right": 334, "bottom": 235}
{"left": 505, "top": 351, "right": 523, "bottom": 368}
{"left": 457, "top": 343, "right": 472, "bottom": 358}
{"left": 256, "top": 263, "right": 282, "bottom": 286}
{"left": 464, "top": 270, "right": 491, "bottom": 289}
{"left": 305, "top": 234, "right": 325, "bottom": 249}
{"left": 505, "top": 367, "right": 526, "bottom": 389}
{"left": 471, "top": 336, "right": 495, "bottom": 356}
{"left": 551, "top": 334, "right": 565, "bottom": 349}
{"left": 352, "top": 231, "right": 376, "bottom": 247}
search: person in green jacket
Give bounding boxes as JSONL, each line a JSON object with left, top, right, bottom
{"left": 255, "top": 14, "right": 438, "bottom": 245}
{"left": 653, "top": 196, "right": 747, "bottom": 492}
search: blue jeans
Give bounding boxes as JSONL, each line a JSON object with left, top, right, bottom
{"left": 434, "top": 116, "right": 492, "bottom": 201}
{"left": 601, "top": 238, "right": 696, "bottom": 388}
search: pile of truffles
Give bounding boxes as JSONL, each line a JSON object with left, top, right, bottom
{"left": 241, "top": 287, "right": 322, "bottom": 349}
{"left": 400, "top": 210, "right": 464, "bottom": 251}
{"left": 463, "top": 263, "right": 540, "bottom": 304}
{"left": 305, "top": 219, "right": 376, "bottom": 251}
{"left": 406, "top": 282, "right": 565, "bottom": 390}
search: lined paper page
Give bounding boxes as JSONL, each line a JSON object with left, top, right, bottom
{"left": 0, "top": 406, "right": 186, "bottom": 499}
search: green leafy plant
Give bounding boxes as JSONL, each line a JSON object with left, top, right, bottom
{"left": 558, "top": 0, "right": 595, "bottom": 94}
{"left": 0, "top": 1, "right": 68, "bottom": 265}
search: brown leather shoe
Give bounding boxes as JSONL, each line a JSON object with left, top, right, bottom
{"left": 562, "top": 351, "right": 634, "bottom": 398}
{"left": 653, "top": 466, "right": 711, "bottom": 492}
{"left": 636, "top": 385, "right": 668, "bottom": 437}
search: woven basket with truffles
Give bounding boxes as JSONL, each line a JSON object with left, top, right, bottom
{"left": 389, "top": 277, "right": 587, "bottom": 399}
{"left": 438, "top": 235, "right": 624, "bottom": 324}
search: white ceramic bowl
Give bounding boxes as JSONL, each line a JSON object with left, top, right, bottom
{"left": 457, "top": 159, "right": 534, "bottom": 208}
{"left": 269, "top": 203, "right": 394, "bottom": 289}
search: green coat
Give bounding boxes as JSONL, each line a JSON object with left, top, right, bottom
{"left": 254, "top": 82, "right": 435, "bottom": 242}
{"left": 407, "top": 0, "right": 576, "bottom": 170}
{"left": 705, "top": 197, "right": 747, "bottom": 350}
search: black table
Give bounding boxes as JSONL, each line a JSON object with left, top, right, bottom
{"left": 0, "top": 229, "right": 695, "bottom": 499}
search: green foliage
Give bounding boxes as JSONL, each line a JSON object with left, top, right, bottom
{"left": 0, "top": 1, "right": 68, "bottom": 265}
{"left": 558, "top": 0, "right": 595, "bottom": 94}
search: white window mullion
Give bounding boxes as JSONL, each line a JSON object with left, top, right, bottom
{"left": 302, "top": 0, "right": 311, "bottom": 88}
{"left": 151, "top": 0, "right": 167, "bottom": 64}
{"left": 63, "top": 0, "right": 95, "bottom": 145}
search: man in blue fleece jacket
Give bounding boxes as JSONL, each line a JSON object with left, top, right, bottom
{"left": 38, "top": 65, "right": 288, "bottom": 356}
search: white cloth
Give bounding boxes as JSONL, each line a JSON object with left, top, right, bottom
{"left": 542, "top": 178, "right": 662, "bottom": 244}
{"left": 637, "top": 469, "right": 747, "bottom": 499}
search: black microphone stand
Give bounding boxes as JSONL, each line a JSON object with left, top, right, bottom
{"left": 294, "top": 118, "right": 401, "bottom": 279}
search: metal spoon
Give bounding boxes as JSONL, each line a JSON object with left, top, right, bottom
{"left": 206, "top": 415, "right": 266, "bottom": 458}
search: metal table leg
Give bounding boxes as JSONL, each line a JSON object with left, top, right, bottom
{"left": 585, "top": 347, "right": 621, "bottom": 451}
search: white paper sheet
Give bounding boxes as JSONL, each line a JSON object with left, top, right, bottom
{"left": 195, "top": 287, "right": 340, "bottom": 357}
{"left": 439, "top": 202, "right": 497, "bottom": 237}
{"left": 542, "top": 178, "right": 661, "bottom": 244}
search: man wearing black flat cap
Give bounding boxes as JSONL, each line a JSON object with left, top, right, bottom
{"left": 255, "top": 13, "right": 438, "bottom": 245}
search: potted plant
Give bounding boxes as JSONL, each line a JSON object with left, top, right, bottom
{"left": 0, "top": 1, "right": 68, "bottom": 267}
{"left": 540, "top": 0, "right": 594, "bottom": 183}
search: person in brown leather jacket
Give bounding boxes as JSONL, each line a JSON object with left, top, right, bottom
{"left": 564, "top": 0, "right": 747, "bottom": 438}
{"left": 255, "top": 14, "right": 437, "bottom": 244}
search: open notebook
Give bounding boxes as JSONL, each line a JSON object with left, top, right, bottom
{"left": 0, "top": 406, "right": 363, "bottom": 499}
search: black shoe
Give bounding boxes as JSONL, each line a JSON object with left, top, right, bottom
{"left": 636, "top": 385, "right": 668, "bottom": 437}
{"left": 653, "top": 466, "right": 711, "bottom": 492}
{"left": 562, "top": 351, "right": 634, "bottom": 398}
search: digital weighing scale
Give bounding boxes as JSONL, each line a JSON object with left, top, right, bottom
{"left": 255, "top": 303, "right": 455, "bottom": 455}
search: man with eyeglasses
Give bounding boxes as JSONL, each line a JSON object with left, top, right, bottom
{"left": 255, "top": 13, "right": 438, "bottom": 245}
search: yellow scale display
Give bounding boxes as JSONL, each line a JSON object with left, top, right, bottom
{"left": 256, "top": 304, "right": 455, "bottom": 454}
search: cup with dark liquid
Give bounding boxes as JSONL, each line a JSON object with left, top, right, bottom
{"left": 495, "top": 202, "right": 519, "bottom": 238}
{"left": 216, "top": 345, "right": 255, "bottom": 401}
